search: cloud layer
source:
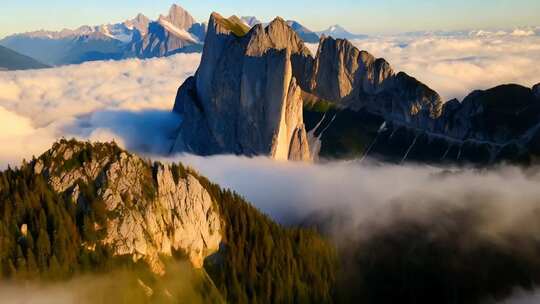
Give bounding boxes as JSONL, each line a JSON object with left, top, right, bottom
{"left": 168, "top": 154, "right": 540, "bottom": 303}
{"left": 167, "top": 154, "right": 540, "bottom": 231}
{"left": 0, "top": 54, "right": 200, "bottom": 167}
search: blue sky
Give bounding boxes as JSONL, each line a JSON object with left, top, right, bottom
{"left": 1, "top": 0, "right": 539, "bottom": 38}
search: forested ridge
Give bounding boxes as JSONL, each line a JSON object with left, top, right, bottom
{"left": 191, "top": 169, "right": 338, "bottom": 304}
{"left": 0, "top": 140, "right": 338, "bottom": 304}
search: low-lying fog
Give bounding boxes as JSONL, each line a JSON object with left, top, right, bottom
{"left": 167, "top": 154, "right": 540, "bottom": 303}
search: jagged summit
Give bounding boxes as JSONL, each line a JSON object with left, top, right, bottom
{"left": 128, "top": 4, "right": 206, "bottom": 58}
{"left": 173, "top": 13, "right": 312, "bottom": 161}
{"left": 125, "top": 13, "right": 150, "bottom": 36}
{"left": 245, "top": 16, "right": 313, "bottom": 56}
{"left": 172, "top": 13, "right": 442, "bottom": 161}
{"left": 160, "top": 3, "right": 196, "bottom": 30}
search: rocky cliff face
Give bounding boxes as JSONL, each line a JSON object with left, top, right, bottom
{"left": 34, "top": 140, "right": 221, "bottom": 274}
{"left": 170, "top": 12, "right": 540, "bottom": 165}
{"left": 308, "top": 36, "right": 443, "bottom": 128}
{"left": 171, "top": 14, "right": 443, "bottom": 161}
{"left": 172, "top": 13, "right": 312, "bottom": 161}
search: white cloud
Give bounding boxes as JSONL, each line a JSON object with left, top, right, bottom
{"left": 162, "top": 154, "right": 540, "bottom": 302}
{"left": 308, "top": 30, "right": 540, "bottom": 101}
{"left": 165, "top": 153, "right": 540, "bottom": 236}
{"left": 0, "top": 54, "right": 200, "bottom": 168}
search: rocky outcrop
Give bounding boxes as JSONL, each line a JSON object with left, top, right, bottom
{"left": 35, "top": 141, "right": 221, "bottom": 274}
{"left": 308, "top": 36, "right": 443, "bottom": 128}
{"left": 172, "top": 13, "right": 312, "bottom": 161}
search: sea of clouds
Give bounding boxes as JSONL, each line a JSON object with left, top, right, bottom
{"left": 0, "top": 53, "right": 200, "bottom": 167}
{"left": 0, "top": 28, "right": 540, "bottom": 303}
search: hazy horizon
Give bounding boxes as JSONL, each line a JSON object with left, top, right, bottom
{"left": 1, "top": 0, "right": 540, "bottom": 39}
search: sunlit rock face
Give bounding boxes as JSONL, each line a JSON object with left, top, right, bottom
{"left": 35, "top": 141, "right": 221, "bottom": 274}
{"left": 172, "top": 13, "right": 312, "bottom": 161}
{"left": 171, "top": 14, "right": 440, "bottom": 162}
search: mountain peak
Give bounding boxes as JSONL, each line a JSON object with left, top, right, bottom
{"left": 133, "top": 13, "right": 149, "bottom": 22}
{"left": 124, "top": 13, "right": 150, "bottom": 35}
{"left": 246, "top": 16, "right": 312, "bottom": 57}
{"left": 318, "top": 24, "right": 367, "bottom": 40}
{"left": 270, "top": 16, "right": 286, "bottom": 24}
{"left": 163, "top": 3, "right": 195, "bottom": 30}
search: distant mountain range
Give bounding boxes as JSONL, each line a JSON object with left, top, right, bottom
{"left": 0, "top": 4, "right": 205, "bottom": 66}
{"left": 0, "top": 4, "right": 366, "bottom": 67}
{"left": 0, "top": 45, "right": 49, "bottom": 71}
{"left": 240, "top": 16, "right": 367, "bottom": 43}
